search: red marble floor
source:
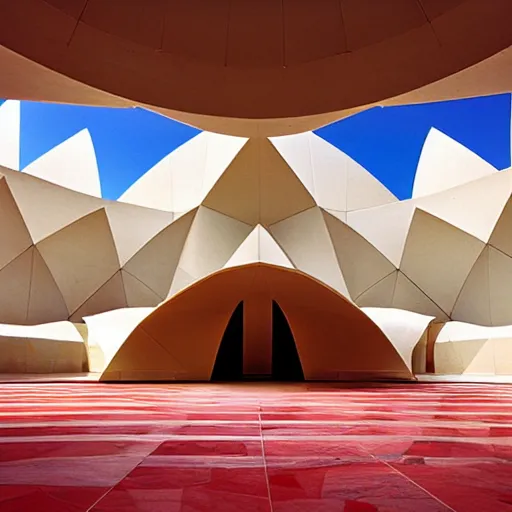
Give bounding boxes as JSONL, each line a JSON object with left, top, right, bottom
{"left": 0, "top": 383, "right": 511, "bottom": 511}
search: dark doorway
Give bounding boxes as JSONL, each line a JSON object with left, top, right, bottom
{"left": 211, "top": 301, "right": 244, "bottom": 381}
{"left": 211, "top": 300, "right": 304, "bottom": 381}
{"left": 272, "top": 301, "right": 304, "bottom": 381}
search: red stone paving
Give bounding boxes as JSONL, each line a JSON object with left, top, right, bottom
{"left": 0, "top": 382, "right": 511, "bottom": 511}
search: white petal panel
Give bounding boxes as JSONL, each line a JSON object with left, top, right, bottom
{"left": 23, "top": 129, "right": 102, "bottom": 197}
{"left": 413, "top": 127, "right": 497, "bottom": 198}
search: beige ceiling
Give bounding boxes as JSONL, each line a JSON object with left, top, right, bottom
{"left": 0, "top": 0, "right": 511, "bottom": 136}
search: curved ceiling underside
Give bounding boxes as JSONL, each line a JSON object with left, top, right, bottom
{"left": 0, "top": 0, "right": 511, "bottom": 136}
{"left": 101, "top": 263, "right": 412, "bottom": 382}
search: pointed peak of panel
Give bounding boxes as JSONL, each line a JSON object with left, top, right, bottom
{"left": 119, "top": 131, "right": 247, "bottom": 213}
{"left": 2, "top": 166, "right": 104, "bottom": 243}
{"left": 344, "top": 157, "right": 397, "bottom": 212}
{"left": 271, "top": 132, "right": 396, "bottom": 212}
{"left": 417, "top": 168, "right": 512, "bottom": 242}
{"left": 0, "top": 100, "right": 20, "bottom": 171}
{"left": 413, "top": 127, "right": 497, "bottom": 199}
{"left": 118, "top": 152, "right": 174, "bottom": 211}
{"left": 224, "top": 225, "right": 294, "bottom": 269}
{"left": 23, "top": 129, "right": 102, "bottom": 197}
{"left": 204, "top": 137, "right": 315, "bottom": 226}
{"left": 169, "top": 131, "right": 248, "bottom": 214}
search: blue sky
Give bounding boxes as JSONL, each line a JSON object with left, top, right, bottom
{"left": 2, "top": 94, "right": 511, "bottom": 200}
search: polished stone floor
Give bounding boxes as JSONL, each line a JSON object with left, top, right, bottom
{"left": 0, "top": 382, "right": 511, "bottom": 511}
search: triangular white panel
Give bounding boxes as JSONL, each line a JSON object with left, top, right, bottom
{"left": 269, "top": 207, "right": 350, "bottom": 297}
{"left": 123, "top": 209, "right": 196, "bottom": 300}
{"left": 346, "top": 158, "right": 397, "bottom": 211}
{"left": 272, "top": 132, "right": 396, "bottom": 212}
{"left": 27, "top": 247, "right": 69, "bottom": 324}
{"left": 413, "top": 128, "right": 497, "bottom": 198}
{"left": 119, "top": 132, "right": 247, "bottom": 213}
{"left": 200, "top": 132, "right": 249, "bottom": 198}
{"left": 417, "top": 169, "right": 512, "bottom": 242}
{"left": 323, "top": 210, "right": 396, "bottom": 300}
{"left": 203, "top": 137, "right": 315, "bottom": 226}
{"left": 0, "top": 100, "right": 20, "bottom": 170}
{"left": 355, "top": 271, "right": 397, "bottom": 308}
{"left": 258, "top": 226, "right": 294, "bottom": 268}
{"left": 119, "top": 152, "right": 174, "bottom": 210}
{"left": 36, "top": 209, "right": 120, "bottom": 315}
{"left": 452, "top": 247, "right": 492, "bottom": 326}
{"left": 392, "top": 272, "right": 449, "bottom": 321}
{"left": 168, "top": 267, "right": 197, "bottom": 297}
{"left": 269, "top": 132, "right": 315, "bottom": 194}
{"left": 173, "top": 207, "right": 252, "bottom": 293}
{"left": 69, "top": 271, "right": 127, "bottom": 322}
{"left": 121, "top": 270, "right": 162, "bottom": 307}
{"left": 23, "top": 129, "right": 102, "bottom": 197}
{"left": 0, "top": 248, "right": 32, "bottom": 324}
{"left": 488, "top": 247, "right": 512, "bottom": 326}
{"left": 224, "top": 225, "right": 294, "bottom": 269}
{"left": 2, "top": 167, "right": 103, "bottom": 244}
{"left": 347, "top": 200, "right": 416, "bottom": 266}
{"left": 105, "top": 201, "right": 174, "bottom": 266}
{"left": 0, "top": 176, "right": 32, "bottom": 270}
{"left": 400, "top": 209, "right": 485, "bottom": 315}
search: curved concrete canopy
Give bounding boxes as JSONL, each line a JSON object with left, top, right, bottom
{"left": 101, "top": 263, "right": 412, "bottom": 382}
{"left": 0, "top": 1, "right": 511, "bottom": 136}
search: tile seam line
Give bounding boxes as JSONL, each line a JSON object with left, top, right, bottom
{"left": 259, "top": 408, "right": 275, "bottom": 512}
{"left": 359, "top": 440, "right": 457, "bottom": 512}
{"left": 85, "top": 439, "right": 167, "bottom": 512}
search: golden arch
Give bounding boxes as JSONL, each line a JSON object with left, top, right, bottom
{"left": 101, "top": 263, "right": 412, "bottom": 381}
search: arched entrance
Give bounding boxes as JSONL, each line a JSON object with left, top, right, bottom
{"left": 101, "top": 263, "right": 412, "bottom": 382}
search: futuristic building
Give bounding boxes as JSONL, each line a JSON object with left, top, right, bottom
{"left": 1, "top": 96, "right": 512, "bottom": 381}
{"left": 0, "top": 0, "right": 512, "bottom": 383}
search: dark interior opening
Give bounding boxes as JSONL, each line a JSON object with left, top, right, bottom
{"left": 211, "top": 301, "right": 244, "bottom": 381}
{"left": 211, "top": 300, "right": 304, "bottom": 382}
{"left": 272, "top": 301, "right": 305, "bottom": 381}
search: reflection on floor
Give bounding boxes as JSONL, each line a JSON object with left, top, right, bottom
{"left": 0, "top": 383, "right": 511, "bottom": 511}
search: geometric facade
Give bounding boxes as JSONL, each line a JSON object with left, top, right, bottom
{"left": 1, "top": 99, "right": 512, "bottom": 379}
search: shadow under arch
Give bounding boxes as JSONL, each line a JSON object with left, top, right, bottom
{"left": 101, "top": 263, "right": 413, "bottom": 382}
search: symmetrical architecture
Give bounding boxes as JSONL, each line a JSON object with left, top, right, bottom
{"left": 0, "top": 97, "right": 511, "bottom": 381}
{"left": 0, "top": 0, "right": 511, "bottom": 382}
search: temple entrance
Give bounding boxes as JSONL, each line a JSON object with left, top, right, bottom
{"left": 211, "top": 299, "right": 304, "bottom": 382}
